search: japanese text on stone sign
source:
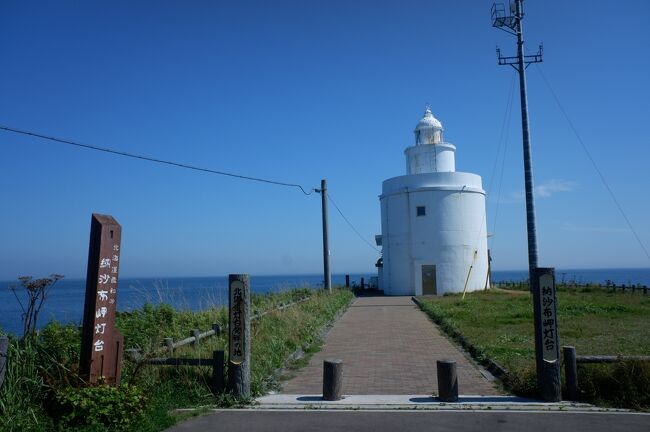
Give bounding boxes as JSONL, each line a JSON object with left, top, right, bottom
{"left": 230, "top": 282, "right": 245, "bottom": 364}
{"left": 539, "top": 274, "right": 558, "bottom": 362}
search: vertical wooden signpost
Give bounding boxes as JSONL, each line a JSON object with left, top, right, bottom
{"left": 531, "top": 267, "right": 561, "bottom": 401}
{"left": 80, "top": 214, "right": 124, "bottom": 385}
{"left": 228, "top": 274, "right": 250, "bottom": 398}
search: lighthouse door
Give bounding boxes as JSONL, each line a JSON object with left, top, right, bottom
{"left": 421, "top": 265, "right": 437, "bottom": 295}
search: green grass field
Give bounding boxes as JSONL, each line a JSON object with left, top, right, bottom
{"left": 416, "top": 287, "right": 650, "bottom": 409}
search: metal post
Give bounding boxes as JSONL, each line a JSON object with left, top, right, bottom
{"left": 320, "top": 179, "right": 332, "bottom": 293}
{"left": 345, "top": 274, "right": 350, "bottom": 288}
{"left": 228, "top": 274, "right": 251, "bottom": 398}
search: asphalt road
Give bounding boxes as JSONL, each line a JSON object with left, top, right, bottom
{"left": 167, "top": 409, "right": 650, "bottom": 432}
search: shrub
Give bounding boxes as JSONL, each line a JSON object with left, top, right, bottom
{"left": 503, "top": 364, "right": 538, "bottom": 397}
{"left": 578, "top": 360, "right": 650, "bottom": 410}
{"left": 52, "top": 384, "right": 147, "bottom": 431}
{"left": 38, "top": 322, "right": 82, "bottom": 388}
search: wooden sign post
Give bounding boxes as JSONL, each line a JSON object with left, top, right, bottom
{"left": 531, "top": 267, "right": 561, "bottom": 401}
{"left": 227, "top": 274, "right": 250, "bottom": 398}
{"left": 79, "top": 214, "right": 124, "bottom": 386}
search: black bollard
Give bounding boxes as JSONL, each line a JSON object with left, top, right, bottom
{"left": 323, "top": 359, "right": 343, "bottom": 401}
{"left": 437, "top": 360, "right": 458, "bottom": 402}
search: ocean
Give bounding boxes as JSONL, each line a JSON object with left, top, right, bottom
{"left": 0, "top": 273, "right": 372, "bottom": 336}
{"left": 1, "top": 268, "right": 648, "bottom": 336}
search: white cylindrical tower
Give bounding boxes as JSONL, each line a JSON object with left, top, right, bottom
{"left": 378, "top": 107, "right": 489, "bottom": 296}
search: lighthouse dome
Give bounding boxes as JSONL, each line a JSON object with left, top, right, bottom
{"left": 414, "top": 106, "right": 443, "bottom": 145}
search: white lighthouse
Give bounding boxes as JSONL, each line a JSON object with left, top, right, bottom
{"left": 377, "top": 107, "right": 489, "bottom": 296}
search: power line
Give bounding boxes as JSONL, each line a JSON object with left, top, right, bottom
{"left": 486, "top": 71, "right": 516, "bottom": 199}
{"left": 0, "top": 125, "right": 315, "bottom": 195}
{"left": 490, "top": 71, "right": 516, "bottom": 247}
{"left": 530, "top": 65, "right": 650, "bottom": 264}
{"left": 327, "top": 193, "right": 381, "bottom": 254}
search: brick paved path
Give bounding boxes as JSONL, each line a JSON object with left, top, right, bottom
{"left": 281, "top": 296, "right": 500, "bottom": 395}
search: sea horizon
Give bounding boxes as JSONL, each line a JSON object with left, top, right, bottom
{"left": 2, "top": 268, "right": 649, "bottom": 336}
{"left": 3, "top": 266, "right": 649, "bottom": 283}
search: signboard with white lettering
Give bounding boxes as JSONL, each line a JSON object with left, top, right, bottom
{"left": 80, "top": 214, "right": 124, "bottom": 385}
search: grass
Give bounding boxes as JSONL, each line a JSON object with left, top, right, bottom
{"left": 0, "top": 287, "right": 354, "bottom": 431}
{"left": 0, "top": 339, "right": 54, "bottom": 431}
{"left": 416, "top": 287, "right": 650, "bottom": 409}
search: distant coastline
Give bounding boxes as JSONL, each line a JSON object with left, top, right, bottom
{"left": 1, "top": 268, "right": 649, "bottom": 336}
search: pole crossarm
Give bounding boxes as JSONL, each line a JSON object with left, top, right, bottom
{"left": 497, "top": 45, "right": 543, "bottom": 71}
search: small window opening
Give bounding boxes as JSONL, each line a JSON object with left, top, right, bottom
{"left": 416, "top": 206, "right": 426, "bottom": 216}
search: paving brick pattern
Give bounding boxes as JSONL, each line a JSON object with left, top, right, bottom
{"left": 281, "top": 296, "right": 500, "bottom": 395}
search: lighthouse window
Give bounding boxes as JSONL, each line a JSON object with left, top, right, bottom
{"left": 416, "top": 206, "right": 426, "bottom": 216}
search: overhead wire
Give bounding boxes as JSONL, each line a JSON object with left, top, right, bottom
{"left": 486, "top": 71, "right": 516, "bottom": 199}
{"left": 528, "top": 64, "right": 650, "bottom": 264}
{"left": 0, "top": 125, "right": 315, "bottom": 195}
{"left": 490, "top": 71, "right": 516, "bottom": 249}
{"left": 327, "top": 193, "right": 381, "bottom": 254}
{"left": 464, "top": 70, "right": 516, "bottom": 295}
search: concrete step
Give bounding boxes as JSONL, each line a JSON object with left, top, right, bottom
{"left": 254, "top": 394, "right": 618, "bottom": 412}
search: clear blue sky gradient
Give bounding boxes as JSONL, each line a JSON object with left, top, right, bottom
{"left": 1, "top": 0, "right": 649, "bottom": 279}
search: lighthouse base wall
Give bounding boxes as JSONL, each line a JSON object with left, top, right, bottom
{"left": 379, "top": 173, "right": 489, "bottom": 296}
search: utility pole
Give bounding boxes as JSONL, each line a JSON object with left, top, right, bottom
{"left": 317, "top": 179, "right": 332, "bottom": 293}
{"left": 492, "top": 0, "right": 542, "bottom": 274}
{"left": 492, "top": 0, "right": 561, "bottom": 402}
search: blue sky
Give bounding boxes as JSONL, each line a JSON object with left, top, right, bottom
{"left": 1, "top": 0, "right": 649, "bottom": 280}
